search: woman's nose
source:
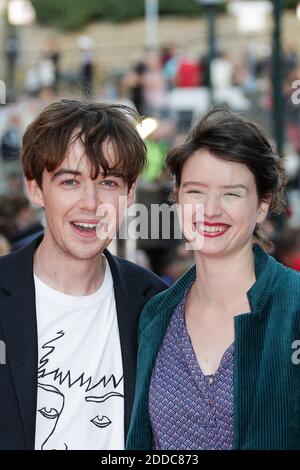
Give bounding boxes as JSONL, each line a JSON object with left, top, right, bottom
{"left": 204, "top": 195, "right": 222, "bottom": 218}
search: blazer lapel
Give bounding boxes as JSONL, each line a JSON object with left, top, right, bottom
{"left": 0, "top": 237, "right": 42, "bottom": 449}
{"left": 0, "top": 237, "right": 160, "bottom": 447}
{"left": 0, "top": 287, "right": 38, "bottom": 449}
{"left": 105, "top": 251, "right": 147, "bottom": 439}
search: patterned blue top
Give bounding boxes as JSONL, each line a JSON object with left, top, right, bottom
{"left": 149, "top": 287, "right": 234, "bottom": 450}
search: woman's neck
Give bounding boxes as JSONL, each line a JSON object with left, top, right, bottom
{"left": 193, "top": 244, "right": 256, "bottom": 311}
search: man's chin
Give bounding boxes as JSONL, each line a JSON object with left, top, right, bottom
{"left": 67, "top": 242, "right": 109, "bottom": 260}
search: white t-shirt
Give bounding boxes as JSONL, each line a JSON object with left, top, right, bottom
{"left": 34, "top": 258, "right": 124, "bottom": 450}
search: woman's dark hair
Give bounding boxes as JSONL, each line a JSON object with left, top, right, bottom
{"left": 166, "top": 108, "right": 287, "bottom": 251}
{"left": 22, "top": 99, "right": 146, "bottom": 190}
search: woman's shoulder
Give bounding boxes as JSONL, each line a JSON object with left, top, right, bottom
{"left": 138, "top": 265, "right": 196, "bottom": 331}
{"left": 271, "top": 258, "right": 300, "bottom": 312}
{"left": 257, "top": 245, "right": 300, "bottom": 297}
{"left": 275, "top": 258, "right": 300, "bottom": 288}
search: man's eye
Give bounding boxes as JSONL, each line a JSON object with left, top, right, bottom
{"left": 90, "top": 415, "right": 112, "bottom": 428}
{"left": 62, "top": 179, "right": 77, "bottom": 186}
{"left": 187, "top": 190, "right": 204, "bottom": 194}
{"left": 38, "top": 407, "right": 59, "bottom": 419}
{"left": 101, "top": 180, "right": 117, "bottom": 188}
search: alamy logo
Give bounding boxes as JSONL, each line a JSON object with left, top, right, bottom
{"left": 291, "top": 80, "right": 300, "bottom": 105}
{"left": 291, "top": 340, "right": 300, "bottom": 365}
{"left": 0, "top": 340, "right": 6, "bottom": 365}
{"left": 0, "top": 80, "right": 6, "bottom": 104}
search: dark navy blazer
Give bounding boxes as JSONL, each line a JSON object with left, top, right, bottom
{"left": 0, "top": 236, "right": 166, "bottom": 449}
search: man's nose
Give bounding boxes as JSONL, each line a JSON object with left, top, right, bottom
{"left": 79, "top": 183, "right": 99, "bottom": 212}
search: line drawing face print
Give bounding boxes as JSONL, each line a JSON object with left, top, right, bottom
{"left": 36, "top": 331, "right": 124, "bottom": 449}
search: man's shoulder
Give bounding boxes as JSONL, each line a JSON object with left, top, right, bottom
{"left": 112, "top": 253, "right": 166, "bottom": 287}
{"left": 106, "top": 252, "right": 168, "bottom": 307}
{"left": 0, "top": 239, "right": 37, "bottom": 292}
{"left": 138, "top": 265, "right": 196, "bottom": 332}
{"left": 0, "top": 249, "right": 22, "bottom": 272}
{"left": 0, "top": 251, "right": 23, "bottom": 296}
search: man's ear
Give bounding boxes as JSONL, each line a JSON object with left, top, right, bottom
{"left": 256, "top": 195, "right": 272, "bottom": 224}
{"left": 126, "top": 181, "right": 136, "bottom": 208}
{"left": 26, "top": 179, "right": 45, "bottom": 208}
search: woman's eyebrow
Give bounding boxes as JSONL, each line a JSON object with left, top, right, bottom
{"left": 182, "top": 181, "right": 248, "bottom": 190}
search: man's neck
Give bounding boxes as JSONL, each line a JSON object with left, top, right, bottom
{"left": 33, "top": 239, "right": 105, "bottom": 296}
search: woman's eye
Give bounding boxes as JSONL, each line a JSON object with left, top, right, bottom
{"left": 224, "top": 193, "right": 240, "bottom": 198}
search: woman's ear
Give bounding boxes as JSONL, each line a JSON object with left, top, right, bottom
{"left": 256, "top": 195, "right": 272, "bottom": 224}
{"left": 25, "top": 179, "right": 45, "bottom": 208}
{"left": 173, "top": 185, "right": 179, "bottom": 204}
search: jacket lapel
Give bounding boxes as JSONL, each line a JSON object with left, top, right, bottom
{"left": 0, "top": 288, "right": 38, "bottom": 449}
{"left": 0, "top": 237, "right": 161, "bottom": 447}
{"left": 0, "top": 237, "right": 42, "bottom": 449}
{"left": 104, "top": 250, "right": 149, "bottom": 439}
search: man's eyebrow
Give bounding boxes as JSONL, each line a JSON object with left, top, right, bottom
{"left": 51, "top": 168, "right": 125, "bottom": 181}
{"left": 101, "top": 170, "right": 124, "bottom": 178}
{"left": 182, "top": 181, "right": 248, "bottom": 190}
{"left": 51, "top": 169, "right": 82, "bottom": 181}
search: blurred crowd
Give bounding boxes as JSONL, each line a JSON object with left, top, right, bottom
{"left": 1, "top": 38, "right": 300, "bottom": 283}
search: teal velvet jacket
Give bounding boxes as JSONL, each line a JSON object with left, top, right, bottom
{"left": 126, "top": 245, "right": 300, "bottom": 450}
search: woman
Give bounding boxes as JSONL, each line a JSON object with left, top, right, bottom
{"left": 126, "top": 109, "right": 300, "bottom": 450}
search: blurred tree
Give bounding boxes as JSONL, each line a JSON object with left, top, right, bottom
{"left": 31, "top": 0, "right": 299, "bottom": 31}
{"left": 286, "top": 0, "right": 299, "bottom": 8}
{"left": 31, "top": 0, "right": 201, "bottom": 30}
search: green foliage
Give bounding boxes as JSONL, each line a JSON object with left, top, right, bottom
{"left": 285, "top": 0, "right": 299, "bottom": 9}
{"left": 31, "top": 0, "right": 297, "bottom": 31}
{"left": 31, "top": 0, "right": 202, "bottom": 30}
{"left": 31, "top": 0, "right": 103, "bottom": 30}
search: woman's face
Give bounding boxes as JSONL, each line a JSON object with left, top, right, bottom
{"left": 177, "top": 149, "right": 270, "bottom": 258}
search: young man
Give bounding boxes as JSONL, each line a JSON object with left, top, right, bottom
{"left": 0, "top": 100, "right": 166, "bottom": 450}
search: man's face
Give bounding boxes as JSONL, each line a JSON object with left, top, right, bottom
{"left": 27, "top": 138, "right": 135, "bottom": 261}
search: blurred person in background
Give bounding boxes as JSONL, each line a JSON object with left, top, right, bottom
{"left": 143, "top": 51, "right": 167, "bottom": 117}
{"left": 127, "top": 109, "right": 300, "bottom": 450}
{"left": 283, "top": 67, "right": 300, "bottom": 156}
{"left": 77, "top": 36, "right": 95, "bottom": 98}
{"left": 121, "top": 61, "right": 147, "bottom": 114}
{"left": 0, "top": 113, "right": 22, "bottom": 163}
{"left": 210, "top": 51, "right": 233, "bottom": 91}
{"left": 159, "top": 251, "right": 189, "bottom": 287}
{"left": 273, "top": 228, "right": 300, "bottom": 272}
{"left": 0, "top": 195, "right": 43, "bottom": 250}
{"left": 43, "top": 37, "right": 61, "bottom": 92}
{"left": 176, "top": 51, "right": 202, "bottom": 88}
{"left": 8, "top": 196, "right": 44, "bottom": 251}
{"left": 0, "top": 234, "right": 10, "bottom": 257}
